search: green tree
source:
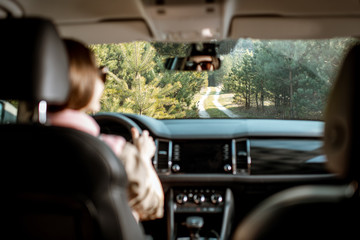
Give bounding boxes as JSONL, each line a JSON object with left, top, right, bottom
{"left": 223, "top": 38, "right": 354, "bottom": 119}
{"left": 224, "top": 50, "right": 256, "bottom": 109}
{"left": 92, "top": 41, "right": 207, "bottom": 118}
{"left": 124, "top": 74, "right": 182, "bottom": 118}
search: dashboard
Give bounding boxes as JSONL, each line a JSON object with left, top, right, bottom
{"left": 94, "top": 113, "right": 338, "bottom": 240}
{"left": 119, "top": 114, "right": 327, "bottom": 175}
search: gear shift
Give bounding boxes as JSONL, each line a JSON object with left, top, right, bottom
{"left": 185, "top": 216, "right": 204, "bottom": 240}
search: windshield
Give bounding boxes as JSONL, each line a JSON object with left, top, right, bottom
{"left": 91, "top": 38, "right": 355, "bottom": 120}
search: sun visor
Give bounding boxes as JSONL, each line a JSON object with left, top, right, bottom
{"left": 228, "top": 17, "right": 360, "bottom": 39}
{"left": 59, "top": 21, "right": 153, "bottom": 44}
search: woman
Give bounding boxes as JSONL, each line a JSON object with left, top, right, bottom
{"left": 47, "top": 39, "right": 164, "bottom": 221}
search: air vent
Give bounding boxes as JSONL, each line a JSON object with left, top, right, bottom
{"left": 235, "top": 139, "right": 250, "bottom": 174}
{"left": 154, "top": 139, "right": 172, "bottom": 173}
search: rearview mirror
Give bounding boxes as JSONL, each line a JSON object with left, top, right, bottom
{"left": 164, "top": 42, "right": 221, "bottom": 71}
{"left": 165, "top": 55, "right": 221, "bottom": 71}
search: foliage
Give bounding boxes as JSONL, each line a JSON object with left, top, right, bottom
{"left": 91, "top": 41, "right": 207, "bottom": 119}
{"left": 91, "top": 38, "right": 355, "bottom": 120}
{"left": 223, "top": 38, "right": 355, "bottom": 120}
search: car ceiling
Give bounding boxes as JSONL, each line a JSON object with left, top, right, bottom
{"left": 2, "top": 0, "right": 360, "bottom": 44}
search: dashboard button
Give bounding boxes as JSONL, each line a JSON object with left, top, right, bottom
{"left": 193, "top": 194, "right": 205, "bottom": 204}
{"left": 224, "top": 164, "right": 232, "bottom": 172}
{"left": 176, "top": 193, "right": 188, "bottom": 204}
{"left": 210, "top": 193, "right": 223, "bottom": 204}
{"left": 172, "top": 164, "right": 181, "bottom": 173}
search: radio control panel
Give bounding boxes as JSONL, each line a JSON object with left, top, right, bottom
{"left": 173, "top": 188, "right": 225, "bottom": 213}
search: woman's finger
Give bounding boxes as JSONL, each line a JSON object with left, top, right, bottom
{"left": 131, "top": 127, "right": 140, "bottom": 139}
{"left": 142, "top": 130, "right": 149, "bottom": 137}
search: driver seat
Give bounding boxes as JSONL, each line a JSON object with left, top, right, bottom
{"left": 232, "top": 44, "right": 360, "bottom": 240}
{"left": 0, "top": 17, "right": 145, "bottom": 240}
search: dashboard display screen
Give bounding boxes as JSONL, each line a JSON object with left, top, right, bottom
{"left": 172, "top": 140, "right": 232, "bottom": 173}
{"left": 250, "top": 139, "right": 326, "bottom": 174}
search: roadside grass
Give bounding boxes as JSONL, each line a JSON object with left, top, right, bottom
{"left": 185, "top": 108, "right": 199, "bottom": 118}
{"left": 206, "top": 108, "right": 229, "bottom": 118}
{"left": 186, "top": 86, "right": 278, "bottom": 119}
{"left": 217, "top": 92, "right": 238, "bottom": 109}
{"left": 184, "top": 87, "right": 207, "bottom": 118}
{"left": 186, "top": 86, "right": 322, "bottom": 119}
{"left": 216, "top": 88, "right": 281, "bottom": 118}
{"left": 192, "top": 88, "right": 204, "bottom": 106}
{"left": 227, "top": 105, "right": 288, "bottom": 119}
{"left": 204, "top": 87, "right": 229, "bottom": 118}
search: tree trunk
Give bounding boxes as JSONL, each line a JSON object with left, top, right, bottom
{"left": 261, "top": 78, "right": 264, "bottom": 111}
{"left": 289, "top": 69, "right": 293, "bottom": 118}
{"left": 255, "top": 92, "right": 259, "bottom": 110}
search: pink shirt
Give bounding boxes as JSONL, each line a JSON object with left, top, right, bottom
{"left": 47, "top": 109, "right": 126, "bottom": 156}
{"left": 48, "top": 109, "right": 164, "bottom": 221}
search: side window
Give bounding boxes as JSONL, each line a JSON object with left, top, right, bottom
{"left": 0, "top": 101, "right": 3, "bottom": 123}
{"left": 0, "top": 100, "right": 17, "bottom": 124}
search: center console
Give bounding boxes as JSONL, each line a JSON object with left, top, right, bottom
{"left": 154, "top": 139, "right": 240, "bottom": 239}
{"left": 167, "top": 187, "right": 234, "bottom": 240}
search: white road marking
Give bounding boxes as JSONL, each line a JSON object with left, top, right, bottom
{"left": 213, "top": 87, "right": 240, "bottom": 118}
{"left": 198, "top": 88, "right": 211, "bottom": 118}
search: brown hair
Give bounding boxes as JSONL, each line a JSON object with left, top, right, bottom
{"left": 64, "top": 39, "right": 99, "bottom": 110}
{"left": 49, "top": 39, "right": 99, "bottom": 112}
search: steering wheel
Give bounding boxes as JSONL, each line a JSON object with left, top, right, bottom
{"left": 93, "top": 113, "right": 142, "bottom": 142}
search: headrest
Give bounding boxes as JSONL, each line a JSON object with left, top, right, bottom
{"left": 324, "top": 44, "right": 360, "bottom": 181}
{"left": 0, "top": 18, "right": 69, "bottom": 104}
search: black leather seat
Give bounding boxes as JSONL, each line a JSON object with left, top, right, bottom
{"left": 0, "top": 17, "right": 145, "bottom": 240}
{"left": 232, "top": 45, "right": 360, "bottom": 240}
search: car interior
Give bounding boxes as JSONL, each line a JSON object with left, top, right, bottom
{"left": 0, "top": 18, "right": 145, "bottom": 240}
{"left": 0, "top": 0, "right": 359, "bottom": 240}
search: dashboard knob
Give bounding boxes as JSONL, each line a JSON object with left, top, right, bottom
{"left": 172, "top": 164, "right": 181, "bottom": 173}
{"left": 224, "top": 164, "right": 232, "bottom": 172}
{"left": 210, "top": 193, "right": 223, "bottom": 205}
{"left": 193, "top": 194, "right": 205, "bottom": 204}
{"left": 176, "top": 193, "right": 188, "bottom": 204}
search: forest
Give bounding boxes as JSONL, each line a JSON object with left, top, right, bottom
{"left": 91, "top": 38, "right": 355, "bottom": 120}
{"left": 91, "top": 42, "right": 207, "bottom": 119}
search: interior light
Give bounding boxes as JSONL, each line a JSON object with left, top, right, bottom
{"left": 201, "top": 28, "right": 213, "bottom": 38}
